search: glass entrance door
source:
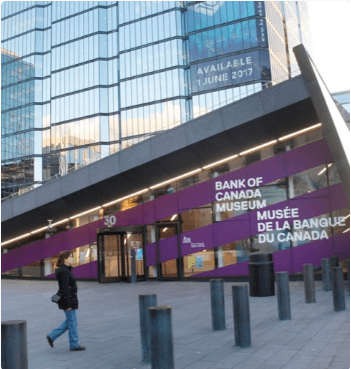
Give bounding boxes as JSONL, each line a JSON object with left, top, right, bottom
{"left": 97, "top": 228, "right": 144, "bottom": 283}
{"left": 157, "top": 224, "right": 180, "bottom": 280}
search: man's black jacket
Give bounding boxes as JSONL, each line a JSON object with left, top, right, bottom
{"left": 55, "top": 264, "right": 78, "bottom": 310}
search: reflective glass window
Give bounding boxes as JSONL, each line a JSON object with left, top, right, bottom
{"left": 183, "top": 249, "right": 215, "bottom": 278}
{"left": 289, "top": 164, "right": 328, "bottom": 199}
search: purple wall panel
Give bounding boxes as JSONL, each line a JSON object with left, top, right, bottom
{"left": 64, "top": 223, "right": 91, "bottom": 250}
{"left": 180, "top": 225, "right": 213, "bottom": 256}
{"left": 154, "top": 194, "right": 178, "bottom": 221}
{"left": 88, "top": 221, "right": 99, "bottom": 244}
{"left": 248, "top": 184, "right": 345, "bottom": 235}
{"left": 19, "top": 242, "right": 46, "bottom": 267}
{"left": 272, "top": 248, "right": 293, "bottom": 274}
{"left": 144, "top": 184, "right": 348, "bottom": 265}
{"left": 73, "top": 261, "right": 98, "bottom": 278}
{"left": 292, "top": 238, "right": 333, "bottom": 273}
{"left": 332, "top": 232, "right": 350, "bottom": 261}
{"left": 285, "top": 139, "right": 331, "bottom": 176}
{"left": 177, "top": 181, "right": 212, "bottom": 211}
{"left": 289, "top": 196, "right": 330, "bottom": 218}
{"left": 114, "top": 204, "right": 144, "bottom": 226}
{"left": 213, "top": 220, "right": 250, "bottom": 247}
{"left": 328, "top": 184, "right": 350, "bottom": 209}
{"left": 194, "top": 232, "right": 346, "bottom": 278}
{"left": 210, "top": 167, "right": 247, "bottom": 202}
{"left": 159, "top": 236, "right": 178, "bottom": 263}
{"left": 40, "top": 233, "right": 67, "bottom": 259}
{"left": 145, "top": 242, "right": 157, "bottom": 267}
{"left": 89, "top": 260, "right": 98, "bottom": 278}
{"left": 246, "top": 153, "right": 286, "bottom": 185}
{"left": 1, "top": 249, "right": 19, "bottom": 273}
{"left": 142, "top": 201, "right": 155, "bottom": 224}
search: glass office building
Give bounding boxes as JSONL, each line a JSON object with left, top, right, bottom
{"left": 332, "top": 91, "right": 350, "bottom": 114}
{"left": 1, "top": 1, "right": 311, "bottom": 198}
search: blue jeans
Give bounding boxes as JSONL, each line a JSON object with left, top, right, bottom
{"left": 48, "top": 310, "right": 80, "bottom": 350}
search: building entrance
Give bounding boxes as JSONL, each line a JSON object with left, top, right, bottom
{"left": 97, "top": 226, "right": 144, "bottom": 283}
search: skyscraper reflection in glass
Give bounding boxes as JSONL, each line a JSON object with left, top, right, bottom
{"left": 1, "top": 1, "right": 311, "bottom": 198}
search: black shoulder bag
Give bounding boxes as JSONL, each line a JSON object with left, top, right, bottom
{"left": 51, "top": 291, "right": 62, "bottom": 304}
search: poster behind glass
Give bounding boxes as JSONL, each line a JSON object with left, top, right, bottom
{"left": 190, "top": 50, "right": 271, "bottom": 93}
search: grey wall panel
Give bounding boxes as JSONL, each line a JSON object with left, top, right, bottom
{"left": 35, "top": 178, "right": 63, "bottom": 208}
{"left": 1, "top": 200, "right": 13, "bottom": 222}
{"left": 89, "top": 154, "right": 120, "bottom": 186}
{"left": 150, "top": 126, "right": 188, "bottom": 159}
{"left": 184, "top": 109, "right": 225, "bottom": 145}
{"left": 61, "top": 166, "right": 91, "bottom": 197}
{"left": 119, "top": 140, "right": 153, "bottom": 173}
{"left": 122, "top": 162, "right": 169, "bottom": 189}
{"left": 220, "top": 94, "right": 265, "bottom": 131}
{"left": 12, "top": 191, "right": 37, "bottom": 218}
{"left": 187, "top": 132, "right": 237, "bottom": 167}
{"left": 259, "top": 76, "right": 309, "bottom": 115}
{"left": 92, "top": 174, "right": 140, "bottom": 204}
{"left": 154, "top": 148, "right": 203, "bottom": 177}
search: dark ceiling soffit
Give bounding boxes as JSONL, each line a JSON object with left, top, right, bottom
{"left": 1, "top": 82, "right": 316, "bottom": 241}
{"left": 294, "top": 44, "right": 350, "bottom": 205}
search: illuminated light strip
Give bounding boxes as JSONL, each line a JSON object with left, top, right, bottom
{"left": 278, "top": 123, "right": 322, "bottom": 141}
{"left": 149, "top": 169, "right": 202, "bottom": 190}
{"left": 69, "top": 206, "right": 102, "bottom": 220}
{"left": 1, "top": 233, "right": 31, "bottom": 246}
{"left": 31, "top": 226, "right": 49, "bottom": 235}
{"left": 163, "top": 227, "right": 168, "bottom": 232}
{"left": 170, "top": 214, "right": 177, "bottom": 221}
{"left": 102, "top": 188, "right": 149, "bottom": 208}
{"left": 341, "top": 214, "right": 350, "bottom": 222}
{"left": 51, "top": 218, "right": 70, "bottom": 227}
{"left": 1, "top": 124, "right": 325, "bottom": 247}
{"left": 239, "top": 140, "right": 278, "bottom": 156}
{"left": 318, "top": 163, "right": 333, "bottom": 176}
{"left": 203, "top": 155, "right": 239, "bottom": 170}
{"left": 343, "top": 228, "right": 350, "bottom": 233}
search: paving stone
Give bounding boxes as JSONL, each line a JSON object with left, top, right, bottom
{"left": 1, "top": 279, "right": 349, "bottom": 369}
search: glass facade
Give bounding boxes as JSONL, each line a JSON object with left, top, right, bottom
{"left": 1, "top": 1, "right": 311, "bottom": 198}
{"left": 332, "top": 91, "right": 350, "bottom": 115}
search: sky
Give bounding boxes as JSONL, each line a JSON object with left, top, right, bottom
{"left": 307, "top": 1, "right": 350, "bottom": 93}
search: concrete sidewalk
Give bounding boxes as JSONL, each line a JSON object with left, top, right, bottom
{"left": 1, "top": 279, "right": 349, "bottom": 369}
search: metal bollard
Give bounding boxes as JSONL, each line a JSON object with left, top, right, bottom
{"left": 332, "top": 267, "right": 345, "bottom": 311}
{"left": 131, "top": 249, "right": 137, "bottom": 285}
{"left": 330, "top": 255, "right": 339, "bottom": 268}
{"left": 232, "top": 285, "right": 251, "bottom": 347}
{"left": 303, "top": 264, "right": 316, "bottom": 303}
{"left": 139, "top": 294, "right": 157, "bottom": 364}
{"left": 149, "top": 306, "right": 174, "bottom": 369}
{"left": 321, "top": 258, "right": 332, "bottom": 291}
{"left": 276, "top": 272, "right": 291, "bottom": 320}
{"left": 210, "top": 279, "right": 226, "bottom": 331}
{"left": 1, "top": 320, "right": 28, "bottom": 369}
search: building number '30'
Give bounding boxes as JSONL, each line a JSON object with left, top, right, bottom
{"left": 104, "top": 215, "right": 116, "bottom": 227}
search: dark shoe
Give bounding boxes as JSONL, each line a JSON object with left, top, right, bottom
{"left": 46, "top": 335, "right": 54, "bottom": 348}
{"left": 70, "top": 346, "right": 86, "bottom": 351}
